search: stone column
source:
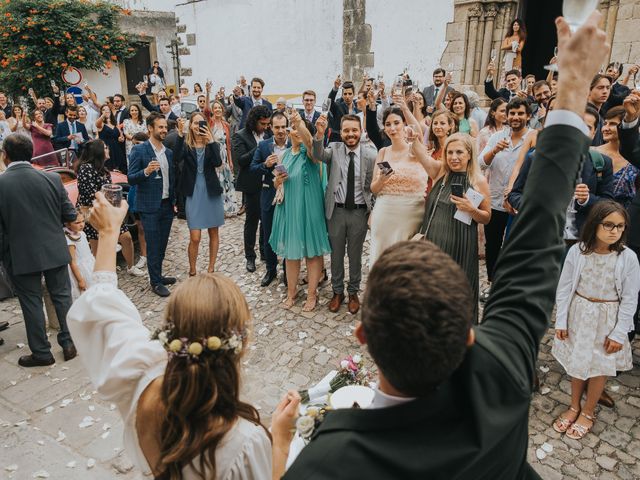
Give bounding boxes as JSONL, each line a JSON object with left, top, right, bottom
{"left": 464, "top": 5, "right": 483, "bottom": 85}
{"left": 479, "top": 4, "right": 499, "bottom": 84}
{"left": 604, "top": 0, "right": 619, "bottom": 62}
{"left": 343, "top": 0, "right": 374, "bottom": 82}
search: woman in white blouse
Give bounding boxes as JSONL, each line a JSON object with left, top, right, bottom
{"left": 67, "top": 193, "right": 271, "bottom": 480}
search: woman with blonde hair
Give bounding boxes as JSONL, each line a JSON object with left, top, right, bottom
{"left": 67, "top": 193, "right": 271, "bottom": 479}
{"left": 175, "top": 112, "right": 224, "bottom": 275}
{"left": 417, "top": 133, "right": 491, "bottom": 322}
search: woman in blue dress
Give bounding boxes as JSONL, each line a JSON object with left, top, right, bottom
{"left": 270, "top": 111, "right": 331, "bottom": 312}
{"left": 175, "top": 113, "right": 224, "bottom": 275}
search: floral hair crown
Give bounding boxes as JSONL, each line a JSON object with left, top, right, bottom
{"left": 151, "top": 323, "right": 246, "bottom": 360}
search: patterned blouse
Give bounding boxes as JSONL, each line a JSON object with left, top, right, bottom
{"left": 612, "top": 163, "right": 639, "bottom": 209}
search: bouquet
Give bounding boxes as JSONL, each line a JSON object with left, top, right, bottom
{"left": 298, "top": 353, "right": 372, "bottom": 403}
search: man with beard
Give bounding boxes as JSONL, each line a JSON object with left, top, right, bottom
{"left": 479, "top": 97, "right": 532, "bottom": 301}
{"left": 327, "top": 77, "right": 359, "bottom": 143}
{"left": 312, "top": 114, "right": 377, "bottom": 314}
{"left": 233, "top": 77, "right": 273, "bottom": 129}
{"left": 529, "top": 80, "right": 553, "bottom": 129}
{"left": 423, "top": 68, "right": 454, "bottom": 113}
{"left": 485, "top": 62, "right": 528, "bottom": 102}
{"left": 128, "top": 112, "right": 177, "bottom": 297}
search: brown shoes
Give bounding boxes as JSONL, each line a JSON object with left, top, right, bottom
{"left": 348, "top": 294, "right": 360, "bottom": 315}
{"left": 328, "top": 293, "right": 345, "bottom": 313}
{"left": 63, "top": 344, "right": 77, "bottom": 361}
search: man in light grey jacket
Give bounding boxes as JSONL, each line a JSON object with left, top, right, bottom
{"left": 312, "top": 113, "right": 377, "bottom": 314}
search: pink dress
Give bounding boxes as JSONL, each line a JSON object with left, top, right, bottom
{"left": 31, "top": 123, "right": 56, "bottom": 166}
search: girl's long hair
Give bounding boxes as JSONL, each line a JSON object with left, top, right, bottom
{"left": 441, "top": 133, "right": 482, "bottom": 189}
{"left": 484, "top": 98, "right": 507, "bottom": 129}
{"left": 579, "top": 200, "right": 629, "bottom": 255}
{"left": 186, "top": 112, "right": 208, "bottom": 150}
{"left": 157, "top": 274, "right": 267, "bottom": 480}
{"left": 506, "top": 18, "right": 527, "bottom": 40}
{"left": 77, "top": 139, "right": 108, "bottom": 175}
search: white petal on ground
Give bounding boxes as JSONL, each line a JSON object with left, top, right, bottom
{"left": 535, "top": 448, "right": 547, "bottom": 460}
{"left": 60, "top": 398, "right": 73, "bottom": 408}
{"left": 540, "top": 386, "right": 551, "bottom": 395}
{"left": 101, "top": 431, "right": 110, "bottom": 440}
{"left": 78, "top": 416, "right": 95, "bottom": 429}
{"left": 5, "top": 464, "right": 18, "bottom": 472}
{"left": 36, "top": 440, "right": 44, "bottom": 446}
{"left": 44, "top": 406, "right": 54, "bottom": 414}
{"left": 66, "top": 461, "right": 76, "bottom": 468}
{"left": 539, "top": 366, "right": 549, "bottom": 373}
{"left": 16, "top": 343, "right": 25, "bottom": 349}
{"left": 56, "top": 430, "right": 66, "bottom": 442}
{"left": 32, "top": 470, "right": 50, "bottom": 478}
{"left": 541, "top": 442, "right": 553, "bottom": 453}
{"left": 87, "top": 458, "right": 96, "bottom": 469}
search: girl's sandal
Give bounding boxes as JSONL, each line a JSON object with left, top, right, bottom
{"left": 565, "top": 412, "right": 595, "bottom": 440}
{"left": 552, "top": 407, "right": 580, "bottom": 433}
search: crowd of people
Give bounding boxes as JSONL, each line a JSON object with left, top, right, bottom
{"left": 0, "top": 8, "right": 639, "bottom": 479}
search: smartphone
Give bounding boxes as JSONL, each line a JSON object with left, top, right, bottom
{"left": 274, "top": 164, "right": 287, "bottom": 175}
{"left": 451, "top": 183, "right": 464, "bottom": 198}
{"left": 198, "top": 120, "right": 208, "bottom": 132}
{"left": 377, "top": 161, "right": 393, "bottom": 175}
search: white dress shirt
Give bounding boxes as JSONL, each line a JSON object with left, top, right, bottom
{"left": 150, "top": 141, "right": 170, "bottom": 199}
{"left": 335, "top": 145, "right": 365, "bottom": 205}
{"left": 368, "top": 385, "right": 415, "bottom": 409}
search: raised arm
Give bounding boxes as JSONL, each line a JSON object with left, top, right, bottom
{"left": 290, "top": 110, "right": 313, "bottom": 159}
{"left": 484, "top": 61, "right": 501, "bottom": 100}
{"left": 434, "top": 76, "right": 450, "bottom": 110}
{"left": 479, "top": 12, "right": 608, "bottom": 388}
{"left": 312, "top": 115, "right": 333, "bottom": 164}
{"left": 620, "top": 92, "right": 640, "bottom": 167}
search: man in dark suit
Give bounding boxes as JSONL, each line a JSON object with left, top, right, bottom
{"left": 422, "top": 68, "right": 454, "bottom": 111}
{"left": 299, "top": 90, "right": 321, "bottom": 133}
{"left": 136, "top": 83, "right": 178, "bottom": 121}
{"left": 113, "top": 94, "right": 130, "bottom": 125}
{"left": 271, "top": 13, "right": 608, "bottom": 479}
{"left": 52, "top": 106, "right": 89, "bottom": 154}
{"left": 484, "top": 61, "right": 527, "bottom": 102}
{"left": 327, "top": 77, "right": 359, "bottom": 143}
{"left": 0, "top": 134, "right": 77, "bottom": 366}
{"left": 601, "top": 62, "right": 631, "bottom": 115}
{"left": 233, "top": 77, "right": 273, "bottom": 129}
{"left": 128, "top": 112, "right": 177, "bottom": 297}
{"left": 232, "top": 105, "right": 272, "bottom": 273}
{"left": 250, "top": 111, "right": 289, "bottom": 286}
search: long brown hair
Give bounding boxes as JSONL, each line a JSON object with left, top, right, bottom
{"left": 157, "top": 274, "right": 267, "bottom": 479}
{"left": 579, "top": 200, "right": 629, "bottom": 255}
{"left": 428, "top": 109, "right": 458, "bottom": 151}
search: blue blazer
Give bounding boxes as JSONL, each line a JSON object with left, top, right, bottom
{"left": 250, "top": 138, "right": 291, "bottom": 211}
{"left": 234, "top": 96, "right": 273, "bottom": 129}
{"left": 52, "top": 120, "right": 89, "bottom": 150}
{"left": 127, "top": 141, "right": 176, "bottom": 213}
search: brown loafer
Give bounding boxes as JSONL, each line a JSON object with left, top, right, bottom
{"left": 63, "top": 344, "right": 77, "bottom": 361}
{"left": 598, "top": 389, "right": 615, "bottom": 408}
{"left": 348, "top": 293, "right": 360, "bottom": 315}
{"left": 18, "top": 354, "right": 55, "bottom": 367}
{"left": 328, "top": 293, "right": 345, "bottom": 313}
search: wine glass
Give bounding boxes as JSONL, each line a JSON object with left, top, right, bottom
{"left": 321, "top": 99, "right": 331, "bottom": 116}
{"left": 490, "top": 49, "right": 497, "bottom": 62}
{"left": 544, "top": 46, "right": 559, "bottom": 73}
{"left": 101, "top": 184, "right": 123, "bottom": 207}
{"left": 151, "top": 157, "right": 161, "bottom": 180}
{"left": 634, "top": 69, "right": 640, "bottom": 91}
{"left": 392, "top": 76, "right": 404, "bottom": 96}
{"left": 563, "top": 0, "right": 599, "bottom": 32}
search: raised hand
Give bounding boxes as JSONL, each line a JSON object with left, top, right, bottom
{"left": 334, "top": 75, "right": 342, "bottom": 90}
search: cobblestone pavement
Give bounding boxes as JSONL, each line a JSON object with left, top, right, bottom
{"left": 1, "top": 214, "right": 640, "bottom": 479}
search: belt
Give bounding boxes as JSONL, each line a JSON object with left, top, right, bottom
{"left": 335, "top": 202, "right": 367, "bottom": 210}
{"left": 575, "top": 291, "right": 619, "bottom": 303}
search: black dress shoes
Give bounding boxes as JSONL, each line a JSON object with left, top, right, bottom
{"left": 152, "top": 284, "right": 171, "bottom": 297}
{"left": 63, "top": 344, "right": 77, "bottom": 361}
{"left": 0, "top": 321, "right": 9, "bottom": 332}
{"left": 261, "top": 270, "right": 277, "bottom": 287}
{"left": 18, "top": 354, "right": 55, "bottom": 367}
{"left": 161, "top": 276, "right": 177, "bottom": 285}
{"left": 246, "top": 258, "right": 256, "bottom": 273}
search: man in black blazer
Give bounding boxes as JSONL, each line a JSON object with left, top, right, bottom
{"left": 0, "top": 134, "right": 78, "bottom": 366}
{"left": 271, "top": 13, "right": 609, "bottom": 479}
{"left": 232, "top": 105, "right": 272, "bottom": 272}
{"left": 327, "top": 77, "right": 359, "bottom": 143}
{"left": 52, "top": 106, "right": 89, "bottom": 153}
{"left": 136, "top": 83, "right": 178, "bottom": 121}
{"left": 113, "top": 94, "right": 130, "bottom": 125}
{"left": 484, "top": 61, "right": 527, "bottom": 102}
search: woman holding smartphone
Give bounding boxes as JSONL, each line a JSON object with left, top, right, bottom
{"left": 175, "top": 113, "right": 224, "bottom": 275}
{"left": 417, "top": 133, "right": 491, "bottom": 322}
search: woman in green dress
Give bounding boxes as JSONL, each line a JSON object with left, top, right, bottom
{"left": 270, "top": 111, "right": 331, "bottom": 312}
{"left": 416, "top": 133, "right": 491, "bottom": 322}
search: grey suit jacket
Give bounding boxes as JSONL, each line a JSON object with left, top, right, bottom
{"left": 312, "top": 139, "right": 377, "bottom": 220}
{"left": 422, "top": 84, "right": 454, "bottom": 107}
{"left": 0, "top": 163, "right": 76, "bottom": 275}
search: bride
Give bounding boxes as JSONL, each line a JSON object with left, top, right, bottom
{"left": 67, "top": 193, "right": 271, "bottom": 479}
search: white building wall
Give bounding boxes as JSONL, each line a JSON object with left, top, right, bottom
{"left": 175, "top": 0, "right": 343, "bottom": 100}
{"left": 366, "top": 0, "right": 454, "bottom": 88}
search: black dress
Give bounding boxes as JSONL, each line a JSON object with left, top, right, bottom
{"left": 421, "top": 171, "right": 479, "bottom": 322}
{"left": 99, "top": 124, "right": 126, "bottom": 172}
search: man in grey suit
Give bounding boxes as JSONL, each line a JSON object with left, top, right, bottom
{"left": 0, "top": 134, "right": 78, "bottom": 367}
{"left": 312, "top": 114, "right": 377, "bottom": 314}
{"left": 422, "top": 68, "right": 454, "bottom": 112}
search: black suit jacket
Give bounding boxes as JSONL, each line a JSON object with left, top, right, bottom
{"left": 327, "top": 88, "right": 359, "bottom": 142}
{"left": 174, "top": 136, "right": 222, "bottom": 197}
{"left": 0, "top": 164, "right": 76, "bottom": 275}
{"left": 232, "top": 128, "right": 272, "bottom": 194}
{"left": 484, "top": 80, "right": 512, "bottom": 101}
{"left": 114, "top": 107, "right": 130, "bottom": 125}
{"left": 285, "top": 123, "right": 591, "bottom": 480}
{"left": 139, "top": 94, "right": 178, "bottom": 121}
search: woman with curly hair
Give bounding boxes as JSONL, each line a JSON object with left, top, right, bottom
{"left": 67, "top": 193, "right": 271, "bottom": 480}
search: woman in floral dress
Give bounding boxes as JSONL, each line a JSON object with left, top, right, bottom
{"left": 209, "top": 100, "right": 238, "bottom": 217}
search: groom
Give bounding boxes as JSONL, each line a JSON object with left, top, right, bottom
{"left": 271, "top": 11, "right": 609, "bottom": 479}
{"left": 312, "top": 114, "right": 377, "bottom": 314}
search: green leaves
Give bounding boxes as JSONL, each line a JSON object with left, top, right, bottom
{"left": 0, "top": 0, "right": 141, "bottom": 99}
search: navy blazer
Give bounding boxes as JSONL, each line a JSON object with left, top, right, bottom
{"left": 250, "top": 138, "right": 291, "bottom": 210}
{"left": 127, "top": 141, "right": 176, "bottom": 213}
{"left": 52, "top": 120, "right": 89, "bottom": 150}
{"left": 234, "top": 96, "right": 273, "bottom": 129}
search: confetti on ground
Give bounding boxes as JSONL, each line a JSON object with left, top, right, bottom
{"left": 109, "top": 404, "right": 116, "bottom": 411}
{"left": 32, "top": 470, "right": 50, "bottom": 478}
{"left": 541, "top": 442, "right": 553, "bottom": 453}
{"left": 274, "top": 320, "right": 284, "bottom": 326}
{"left": 44, "top": 406, "right": 54, "bottom": 414}
{"left": 66, "top": 461, "right": 76, "bottom": 468}
{"left": 540, "top": 387, "right": 551, "bottom": 395}
{"left": 535, "top": 448, "right": 546, "bottom": 460}
{"left": 88, "top": 405, "right": 95, "bottom": 412}
{"left": 101, "top": 431, "right": 110, "bottom": 439}
{"left": 298, "top": 332, "right": 308, "bottom": 340}
{"left": 5, "top": 464, "right": 18, "bottom": 472}
{"left": 539, "top": 366, "right": 549, "bottom": 373}
{"left": 60, "top": 398, "right": 73, "bottom": 408}
{"left": 36, "top": 440, "right": 44, "bottom": 446}
{"left": 16, "top": 343, "right": 25, "bottom": 349}
{"left": 9, "top": 381, "right": 16, "bottom": 386}
{"left": 87, "top": 458, "right": 96, "bottom": 469}
{"left": 610, "top": 385, "right": 620, "bottom": 392}
{"left": 78, "top": 416, "right": 95, "bottom": 429}
{"left": 56, "top": 430, "right": 66, "bottom": 442}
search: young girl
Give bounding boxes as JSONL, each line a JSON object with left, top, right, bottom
{"left": 65, "top": 215, "right": 95, "bottom": 300}
{"left": 552, "top": 200, "right": 640, "bottom": 440}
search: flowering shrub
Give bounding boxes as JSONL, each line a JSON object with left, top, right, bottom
{"left": 0, "top": 0, "right": 140, "bottom": 97}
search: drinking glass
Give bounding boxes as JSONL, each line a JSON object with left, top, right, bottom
{"left": 143, "top": 75, "right": 149, "bottom": 84}
{"left": 150, "top": 157, "right": 161, "bottom": 180}
{"left": 544, "top": 46, "right": 559, "bottom": 73}
{"left": 634, "top": 70, "right": 640, "bottom": 90}
{"left": 490, "top": 49, "right": 497, "bottom": 62}
{"left": 563, "top": 0, "right": 599, "bottom": 32}
{"left": 101, "top": 184, "right": 123, "bottom": 207}
{"left": 392, "top": 76, "right": 404, "bottom": 96}
{"left": 321, "top": 99, "right": 331, "bottom": 116}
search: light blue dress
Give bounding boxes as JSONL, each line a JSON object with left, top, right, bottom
{"left": 185, "top": 147, "right": 224, "bottom": 230}
{"left": 269, "top": 145, "right": 331, "bottom": 260}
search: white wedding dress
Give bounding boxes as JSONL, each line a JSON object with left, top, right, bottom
{"left": 67, "top": 272, "right": 271, "bottom": 479}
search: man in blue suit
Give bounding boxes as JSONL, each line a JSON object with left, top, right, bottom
{"left": 52, "top": 106, "right": 89, "bottom": 155}
{"left": 233, "top": 77, "right": 273, "bottom": 129}
{"left": 128, "top": 112, "right": 176, "bottom": 297}
{"left": 250, "top": 111, "right": 289, "bottom": 287}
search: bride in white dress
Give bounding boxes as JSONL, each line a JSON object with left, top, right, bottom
{"left": 67, "top": 193, "right": 271, "bottom": 479}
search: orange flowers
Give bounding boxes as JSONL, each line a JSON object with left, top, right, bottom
{"left": 64, "top": 31, "right": 71, "bottom": 39}
{"left": 34, "top": 61, "right": 42, "bottom": 66}
{"left": 110, "top": 55, "right": 117, "bottom": 60}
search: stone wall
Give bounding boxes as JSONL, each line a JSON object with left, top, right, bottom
{"left": 608, "top": 0, "right": 640, "bottom": 67}
{"left": 342, "top": 0, "right": 374, "bottom": 82}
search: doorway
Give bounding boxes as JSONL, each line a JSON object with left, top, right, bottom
{"left": 521, "top": 0, "right": 562, "bottom": 81}
{"left": 124, "top": 43, "right": 151, "bottom": 95}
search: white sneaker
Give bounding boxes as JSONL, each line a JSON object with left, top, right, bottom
{"left": 127, "top": 265, "right": 146, "bottom": 277}
{"left": 135, "top": 256, "right": 147, "bottom": 269}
